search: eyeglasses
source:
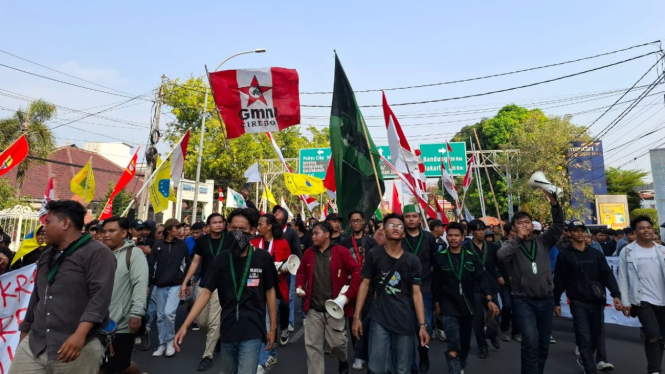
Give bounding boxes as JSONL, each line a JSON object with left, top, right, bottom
{"left": 350, "top": 219, "right": 363, "bottom": 224}
{"left": 386, "top": 223, "right": 404, "bottom": 230}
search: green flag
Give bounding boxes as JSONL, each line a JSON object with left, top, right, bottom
{"left": 329, "top": 54, "right": 385, "bottom": 228}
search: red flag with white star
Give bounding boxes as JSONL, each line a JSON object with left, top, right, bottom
{"left": 208, "top": 68, "right": 300, "bottom": 139}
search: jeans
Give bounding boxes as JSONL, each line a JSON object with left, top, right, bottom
{"left": 500, "top": 285, "right": 519, "bottom": 335}
{"left": 259, "top": 299, "right": 290, "bottom": 366}
{"left": 442, "top": 315, "right": 474, "bottom": 374}
{"left": 368, "top": 320, "right": 415, "bottom": 374}
{"left": 633, "top": 301, "right": 665, "bottom": 374}
{"left": 220, "top": 339, "right": 263, "bottom": 374}
{"left": 289, "top": 274, "right": 296, "bottom": 327}
{"left": 513, "top": 297, "right": 554, "bottom": 374}
{"left": 146, "top": 286, "right": 158, "bottom": 331}
{"left": 570, "top": 300, "right": 603, "bottom": 374}
{"left": 155, "top": 285, "right": 180, "bottom": 345}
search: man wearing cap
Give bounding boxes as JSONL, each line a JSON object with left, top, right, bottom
{"left": 326, "top": 213, "right": 347, "bottom": 246}
{"left": 85, "top": 220, "right": 101, "bottom": 241}
{"left": 402, "top": 204, "right": 438, "bottom": 373}
{"left": 554, "top": 220, "right": 621, "bottom": 373}
{"left": 150, "top": 218, "right": 191, "bottom": 358}
{"left": 497, "top": 192, "right": 563, "bottom": 374}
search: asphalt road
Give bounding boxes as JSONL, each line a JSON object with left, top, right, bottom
{"left": 134, "top": 301, "right": 647, "bottom": 374}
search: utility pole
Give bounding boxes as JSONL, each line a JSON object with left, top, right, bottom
{"left": 138, "top": 75, "right": 166, "bottom": 220}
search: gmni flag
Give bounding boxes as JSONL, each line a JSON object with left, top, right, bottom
{"left": 329, "top": 54, "right": 384, "bottom": 227}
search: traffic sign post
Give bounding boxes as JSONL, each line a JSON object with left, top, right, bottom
{"left": 419, "top": 142, "right": 467, "bottom": 177}
{"left": 299, "top": 146, "right": 396, "bottom": 179}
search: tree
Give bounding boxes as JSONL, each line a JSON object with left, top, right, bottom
{"left": 606, "top": 167, "right": 648, "bottom": 212}
{"left": 0, "top": 100, "right": 57, "bottom": 188}
{"left": 0, "top": 178, "right": 24, "bottom": 209}
{"left": 630, "top": 208, "right": 659, "bottom": 232}
{"left": 101, "top": 182, "right": 134, "bottom": 218}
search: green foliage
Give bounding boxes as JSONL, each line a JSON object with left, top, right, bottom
{"left": 0, "top": 178, "right": 25, "bottom": 209}
{"left": 630, "top": 208, "right": 659, "bottom": 231}
{"left": 0, "top": 100, "right": 57, "bottom": 187}
{"left": 102, "top": 182, "right": 134, "bottom": 218}
{"left": 606, "top": 167, "right": 648, "bottom": 212}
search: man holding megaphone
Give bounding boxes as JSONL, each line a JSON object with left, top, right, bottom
{"left": 296, "top": 221, "right": 361, "bottom": 374}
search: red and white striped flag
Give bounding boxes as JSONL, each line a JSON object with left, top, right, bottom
{"left": 445, "top": 140, "right": 454, "bottom": 170}
{"left": 38, "top": 177, "right": 55, "bottom": 224}
{"left": 99, "top": 147, "right": 140, "bottom": 220}
{"left": 441, "top": 161, "right": 459, "bottom": 203}
{"left": 171, "top": 130, "right": 190, "bottom": 186}
{"left": 218, "top": 187, "right": 224, "bottom": 203}
{"left": 462, "top": 154, "right": 475, "bottom": 192}
{"left": 323, "top": 158, "right": 336, "bottom": 199}
{"left": 392, "top": 183, "right": 402, "bottom": 214}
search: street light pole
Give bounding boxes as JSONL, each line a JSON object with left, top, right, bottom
{"left": 190, "top": 48, "right": 266, "bottom": 222}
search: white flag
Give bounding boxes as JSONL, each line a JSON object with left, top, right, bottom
{"left": 244, "top": 162, "right": 262, "bottom": 183}
{"left": 226, "top": 187, "right": 247, "bottom": 209}
{"left": 280, "top": 197, "right": 294, "bottom": 219}
{"left": 464, "top": 205, "right": 475, "bottom": 222}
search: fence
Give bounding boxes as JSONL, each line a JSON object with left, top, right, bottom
{"left": 0, "top": 205, "right": 41, "bottom": 252}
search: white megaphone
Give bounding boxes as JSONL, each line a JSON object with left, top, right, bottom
{"left": 325, "top": 285, "right": 349, "bottom": 319}
{"left": 275, "top": 255, "right": 301, "bottom": 276}
{"left": 528, "top": 171, "right": 563, "bottom": 199}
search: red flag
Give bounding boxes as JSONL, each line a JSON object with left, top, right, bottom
{"left": 323, "top": 158, "right": 336, "bottom": 199}
{"left": 462, "top": 154, "right": 475, "bottom": 192}
{"left": 99, "top": 148, "right": 139, "bottom": 220}
{"left": 0, "top": 134, "right": 29, "bottom": 177}
{"left": 392, "top": 183, "right": 402, "bottom": 215}
{"left": 218, "top": 187, "right": 224, "bottom": 202}
{"left": 434, "top": 198, "right": 446, "bottom": 221}
{"left": 445, "top": 140, "right": 454, "bottom": 170}
{"left": 38, "top": 177, "right": 55, "bottom": 224}
{"left": 209, "top": 68, "right": 301, "bottom": 139}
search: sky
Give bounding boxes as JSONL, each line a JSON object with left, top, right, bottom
{"left": 0, "top": 0, "right": 663, "bottom": 182}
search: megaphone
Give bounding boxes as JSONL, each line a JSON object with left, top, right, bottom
{"left": 325, "top": 285, "right": 350, "bottom": 319}
{"left": 528, "top": 171, "right": 563, "bottom": 199}
{"left": 275, "top": 255, "right": 301, "bottom": 276}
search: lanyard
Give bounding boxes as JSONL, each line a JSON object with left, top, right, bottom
{"left": 405, "top": 231, "right": 424, "bottom": 255}
{"left": 47, "top": 234, "right": 92, "bottom": 286}
{"left": 229, "top": 245, "right": 254, "bottom": 321}
{"left": 209, "top": 233, "right": 225, "bottom": 258}
{"left": 446, "top": 249, "right": 466, "bottom": 296}
{"left": 472, "top": 241, "right": 487, "bottom": 265}
{"left": 519, "top": 240, "right": 537, "bottom": 262}
{"left": 259, "top": 238, "right": 275, "bottom": 256}
{"left": 351, "top": 236, "right": 363, "bottom": 262}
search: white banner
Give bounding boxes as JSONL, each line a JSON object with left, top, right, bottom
{"left": 0, "top": 264, "right": 37, "bottom": 373}
{"left": 559, "top": 256, "right": 641, "bottom": 327}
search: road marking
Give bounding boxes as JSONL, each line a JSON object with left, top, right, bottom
{"left": 291, "top": 327, "right": 305, "bottom": 342}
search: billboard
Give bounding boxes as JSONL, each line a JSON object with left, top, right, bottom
{"left": 650, "top": 148, "right": 665, "bottom": 225}
{"left": 568, "top": 141, "right": 608, "bottom": 224}
{"left": 595, "top": 195, "right": 629, "bottom": 229}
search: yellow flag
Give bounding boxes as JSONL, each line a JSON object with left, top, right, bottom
{"left": 283, "top": 173, "right": 326, "bottom": 195}
{"left": 10, "top": 226, "right": 45, "bottom": 266}
{"left": 149, "top": 155, "right": 172, "bottom": 213}
{"left": 70, "top": 157, "right": 95, "bottom": 203}
{"left": 264, "top": 185, "right": 277, "bottom": 209}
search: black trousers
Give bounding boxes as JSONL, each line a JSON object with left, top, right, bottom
{"left": 633, "top": 301, "right": 665, "bottom": 373}
{"left": 570, "top": 300, "right": 603, "bottom": 374}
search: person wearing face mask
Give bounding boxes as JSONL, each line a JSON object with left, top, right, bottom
{"left": 174, "top": 208, "right": 278, "bottom": 374}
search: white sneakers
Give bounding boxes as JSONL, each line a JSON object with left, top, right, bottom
{"left": 596, "top": 361, "right": 614, "bottom": 371}
{"left": 351, "top": 358, "right": 366, "bottom": 370}
{"left": 153, "top": 342, "right": 176, "bottom": 357}
{"left": 257, "top": 365, "right": 266, "bottom": 374}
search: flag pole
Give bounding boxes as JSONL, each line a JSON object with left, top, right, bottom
{"left": 359, "top": 118, "right": 385, "bottom": 207}
{"left": 83, "top": 157, "right": 92, "bottom": 206}
{"left": 473, "top": 129, "right": 503, "bottom": 230}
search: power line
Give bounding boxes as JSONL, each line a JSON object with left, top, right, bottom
{"left": 300, "top": 41, "right": 661, "bottom": 94}
{"left": 27, "top": 155, "right": 145, "bottom": 177}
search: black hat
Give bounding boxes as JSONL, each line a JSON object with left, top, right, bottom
{"left": 428, "top": 219, "right": 445, "bottom": 231}
{"left": 325, "top": 213, "right": 343, "bottom": 222}
{"left": 129, "top": 219, "right": 146, "bottom": 230}
{"left": 567, "top": 220, "right": 586, "bottom": 231}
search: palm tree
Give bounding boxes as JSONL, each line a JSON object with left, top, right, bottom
{"left": 0, "top": 100, "right": 57, "bottom": 188}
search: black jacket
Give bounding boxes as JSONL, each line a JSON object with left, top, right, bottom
{"left": 464, "top": 240, "right": 501, "bottom": 294}
{"left": 432, "top": 247, "right": 492, "bottom": 316}
{"left": 150, "top": 238, "right": 191, "bottom": 287}
{"left": 553, "top": 245, "right": 620, "bottom": 306}
{"left": 402, "top": 230, "right": 438, "bottom": 294}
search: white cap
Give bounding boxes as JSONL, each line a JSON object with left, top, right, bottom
{"left": 533, "top": 221, "right": 542, "bottom": 232}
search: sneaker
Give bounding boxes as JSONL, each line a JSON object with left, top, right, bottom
{"left": 152, "top": 345, "right": 166, "bottom": 357}
{"left": 134, "top": 336, "right": 142, "bottom": 345}
{"left": 500, "top": 331, "right": 511, "bottom": 342}
{"left": 197, "top": 357, "right": 213, "bottom": 371}
{"left": 512, "top": 333, "right": 522, "bottom": 342}
{"left": 339, "top": 360, "right": 350, "bottom": 374}
{"left": 550, "top": 335, "right": 556, "bottom": 344}
{"left": 257, "top": 365, "right": 265, "bottom": 374}
{"left": 280, "top": 330, "right": 290, "bottom": 346}
{"left": 288, "top": 324, "right": 295, "bottom": 332}
{"left": 140, "top": 333, "right": 151, "bottom": 351}
{"left": 192, "top": 322, "right": 200, "bottom": 331}
{"left": 596, "top": 361, "right": 614, "bottom": 371}
{"left": 433, "top": 329, "right": 447, "bottom": 342}
{"left": 490, "top": 335, "right": 501, "bottom": 349}
{"left": 478, "top": 347, "right": 488, "bottom": 359}
{"left": 351, "top": 358, "right": 366, "bottom": 370}
{"left": 165, "top": 342, "right": 176, "bottom": 357}
{"left": 265, "top": 356, "right": 278, "bottom": 368}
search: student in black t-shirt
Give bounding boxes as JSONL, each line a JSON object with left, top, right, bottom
{"left": 432, "top": 222, "right": 499, "bottom": 374}
{"left": 353, "top": 213, "right": 430, "bottom": 374}
{"left": 179, "top": 213, "right": 231, "bottom": 372}
{"left": 174, "top": 208, "right": 278, "bottom": 374}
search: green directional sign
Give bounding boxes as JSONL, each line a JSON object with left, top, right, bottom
{"left": 299, "top": 146, "right": 397, "bottom": 179}
{"left": 419, "top": 142, "right": 467, "bottom": 177}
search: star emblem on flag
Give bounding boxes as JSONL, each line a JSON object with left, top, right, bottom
{"left": 238, "top": 75, "right": 272, "bottom": 106}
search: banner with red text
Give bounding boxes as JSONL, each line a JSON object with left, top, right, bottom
{"left": 0, "top": 264, "right": 37, "bottom": 373}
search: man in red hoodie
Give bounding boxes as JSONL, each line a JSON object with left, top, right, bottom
{"left": 296, "top": 221, "right": 361, "bottom": 374}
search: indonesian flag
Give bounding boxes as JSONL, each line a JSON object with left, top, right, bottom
{"left": 462, "top": 154, "right": 475, "bottom": 192}
{"left": 414, "top": 149, "right": 428, "bottom": 193}
{"left": 323, "top": 158, "right": 336, "bottom": 199}
{"left": 99, "top": 147, "right": 140, "bottom": 220}
{"left": 0, "top": 134, "right": 29, "bottom": 177}
{"left": 392, "top": 183, "right": 402, "bottom": 215}
{"left": 322, "top": 203, "right": 328, "bottom": 221}
{"left": 209, "top": 68, "right": 300, "bottom": 139}
{"left": 38, "top": 177, "right": 55, "bottom": 224}
{"left": 383, "top": 94, "right": 424, "bottom": 199}
{"left": 445, "top": 141, "right": 454, "bottom": 170}
{"left": 441, "top": 161, "right": 459, "bottom": 203}
{"left": 218, "top": 187, "right": 224, "bottom": 202}
{"left": 170, "top": 130, "right": 190, "bottom": 187}
{"left": 435, "top": 198, "right": 446, "bottom": 221}
{"left": 266, "top": 132, "right": 319, "bottom": 211}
